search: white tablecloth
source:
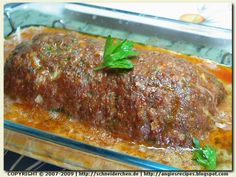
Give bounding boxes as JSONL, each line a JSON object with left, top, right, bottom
{"left": 86, "top": 2, "right": 232, "bottom": 30}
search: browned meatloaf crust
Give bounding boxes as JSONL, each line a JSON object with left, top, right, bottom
{"left": 4, "top": 32, "right": 227, "bottom": 147}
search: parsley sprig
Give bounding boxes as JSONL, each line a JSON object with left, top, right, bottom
{"left": 94, "top": 35, "right": 138, "bottom": 71}
{"left": 193, "top": 138, "right": 217, "bottom": 170}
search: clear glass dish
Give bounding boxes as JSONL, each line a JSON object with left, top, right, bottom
{"left": 4, "top": 3, "right": 232, "bottom": 170}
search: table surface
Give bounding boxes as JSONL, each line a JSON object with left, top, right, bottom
{"left": 86, "top": 2, "right": 232, "bottom": 30}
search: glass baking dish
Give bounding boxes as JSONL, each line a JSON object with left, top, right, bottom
{"left": 4, "top": 3, "right": 232, "bottom": 170}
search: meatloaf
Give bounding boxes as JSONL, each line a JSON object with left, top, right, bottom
{"left": 4, "top": 32, "right": 227, "bottom": 147}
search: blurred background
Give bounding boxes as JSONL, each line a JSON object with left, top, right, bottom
{"left": 86, "top": 2, "right": 232, "bottom": 29}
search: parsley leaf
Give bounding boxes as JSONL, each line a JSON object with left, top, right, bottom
{"left": 94, "top": 35, "right": 138, "bottom": 71}
{"left": 193, "top": 138, "right": 217, "bottom": 170}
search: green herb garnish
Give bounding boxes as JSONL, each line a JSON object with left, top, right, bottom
{"left": 49, "top": 108, "right": 65, "bottom": 113}
{"left": 193, "top": 138, "right": 217, "bottom": 170}
{"left": 94, "top": 35, "right": 138, "bottom": 71}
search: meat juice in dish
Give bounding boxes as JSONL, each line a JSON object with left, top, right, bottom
{"left": 4, "top": 27, "right": 232, "bottom": 170}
